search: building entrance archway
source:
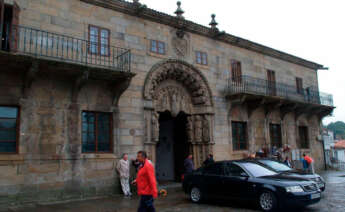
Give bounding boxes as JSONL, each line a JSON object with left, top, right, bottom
{"left": 143, "top": 59, "right": 215, "bottom": 169}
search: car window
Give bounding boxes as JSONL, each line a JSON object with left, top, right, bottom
{"left": 224, "top": 163, "right": 247, "bottom": 177}
{"left": 203, "top": 163, "right": 224, "bottom": 176}
{"left": 259, "top": 160, "right": 292, "bottom": 172}
{"left": 241, "top": 162, "right": 277, "bottom": 177}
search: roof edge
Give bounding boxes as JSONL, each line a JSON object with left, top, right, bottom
{"left": 81, "top": 0, "right": 325, "bottom": 70}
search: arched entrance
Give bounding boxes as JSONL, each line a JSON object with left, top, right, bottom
{"left": 143, "top": 59, "right": 215, "bottom": 179}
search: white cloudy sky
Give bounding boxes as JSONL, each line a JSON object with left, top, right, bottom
{"left": 140, "top": 0, "right": 345, "bottom": 125}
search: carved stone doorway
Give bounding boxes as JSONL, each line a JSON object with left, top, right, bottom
{"left": 156, "top": 111, "right": 189, "bottom": 182}
{"left": 143, "top": 59, "right": 215, "bottom": 168}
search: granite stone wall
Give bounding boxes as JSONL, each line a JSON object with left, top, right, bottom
{"left": 0, "top": 0, "right": 324, "bottom": 207}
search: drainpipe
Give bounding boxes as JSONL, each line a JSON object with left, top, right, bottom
{"left": 321, "top": 136, "right": 327, "bottom": 170}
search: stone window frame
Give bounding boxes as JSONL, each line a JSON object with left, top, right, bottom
{"left": 195, "top": 51, "right": 208, "bottom": 66}
{"left": 0, "top": 105, "right": 20, "bottom": 154}
{"left": 81, "top": 111, "right": 113, "bottom": 154}
{"left": 231, "top": 121, "right": 248, "bottom": 151}
{"left": 88, "top": 24, "right": 111, "bottom": 56}
{"left": 230, "top": 59, "right": 242, "bottom": 83}
{"left": 298, "top": 126, "right": 309, "bottom": 149}
{"left": 150, "top": 39, "right": 166, "bottom": 55}
{"left": 296, "top": 77, "right": 303, "bottom": 95}
{"left": 269, "top": 123, "right": 282, "bottom": 148}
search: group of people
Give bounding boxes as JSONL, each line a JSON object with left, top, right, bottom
{"left": 116, "top": 151, "right": 157, "bottom": 212}
{"left": 183, "top": 154, "right": 214, "bottom": 175}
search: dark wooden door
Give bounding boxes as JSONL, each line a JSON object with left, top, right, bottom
{"left": 267, "top": 70, "right": 276, "bottom": 96}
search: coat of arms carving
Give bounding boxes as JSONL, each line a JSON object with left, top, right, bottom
{"left": 172, "top": 35, "right": 188, "bottom": 57}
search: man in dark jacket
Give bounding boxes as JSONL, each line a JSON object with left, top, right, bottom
{"left": 184, "top": 154, "right": 194, "bottom": 174}
{"left": 203, "top": 154, "right": 214, "bottom": 166}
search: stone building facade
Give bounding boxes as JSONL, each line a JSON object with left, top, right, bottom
{"left": 0, "top": 0, "right": 334, "bottom": 206}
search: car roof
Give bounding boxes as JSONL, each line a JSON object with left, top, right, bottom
{"left": 212, "top": 160, "right": 259, "bottom": 164}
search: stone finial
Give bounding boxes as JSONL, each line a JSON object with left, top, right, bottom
{"left": 174, "top": 1, "right": 184, "bottom": 19}
{"left": 209, "top": 14, "right": 218, "bottom": 29}
{"left": 133, "top": 0, "right": 140, "bottom": 4}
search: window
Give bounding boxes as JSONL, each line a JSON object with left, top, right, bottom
{"left": 88, "top": 25, "right": 110, "bottom": 56}
{"left": 224, "top": 163, "right": 247, "bottom": 177}
{"left": 241, "top": 162, "right": 277, "bottom": 177}
{"left": 82, "top": 111, "right": 112, "bottom": 153}
{"left": 298, "top": 126, "right": 309, "bottom": 149}
{"left": 258, "top": 160, "right": 292, "bottom": 172}
{"left": 232, "top": 121, "right": 248, "bottom": 151}
{"left": 269, "top": 124, "right": 282, "bottom": 148}
{"left": 267, "top": 70, "right": 276, "bottom": 95}
{"left": 231, "top": 60, "right": 242, "bottom": 83}
{"left": 195, "top": 51, "right": 207, "bottom": 65}
{"left": 296, "top": 77, "right": 303, "bottom": 94}
{"left": 0, "top": 106, "right": 19, "bottom": 153}
{"left": 203, "top": 163, "right": 224, "bottom": 175}
{"left": 0, "top": 2, "right": 20, "bottom": 52}
{"left": 150, "top": 40, "right": 165, "bottom": 55}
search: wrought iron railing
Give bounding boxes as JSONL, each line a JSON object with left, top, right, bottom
{"left": 1, "top": 25, "right": 131, "bottom": 72}
{"left": 227, "top": 76, "right": 333, "bottom": 107}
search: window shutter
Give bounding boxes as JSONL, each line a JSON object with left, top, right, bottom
{"left": 0, "top": 0, "right": 4, "bottom": 50}
{"left": 10, "top": 1, "right": 20, "bottom": 52}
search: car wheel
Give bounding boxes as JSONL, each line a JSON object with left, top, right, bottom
{"left": 259, "top": 190, "right": 278, "bottom": 212}
{"left": 190, "top": 186, "right": 202, "bottom": 203}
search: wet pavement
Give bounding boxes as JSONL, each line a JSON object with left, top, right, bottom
{"left": 4, "top": 170, "right": 345, "bottom": 212}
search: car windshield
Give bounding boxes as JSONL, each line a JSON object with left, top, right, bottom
{"left": 259, "top": 160, "right": 292, "bottom": 172}
{"left": 240, "top": 162, "right": 278, "bottom": 177}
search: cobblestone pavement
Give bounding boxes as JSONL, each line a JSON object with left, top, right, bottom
{"left": 5, "top": 170, "right": 345, "bottom": 212}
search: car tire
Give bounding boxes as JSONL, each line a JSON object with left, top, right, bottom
{"left": 259, "top": 190, "right": 278, "bottom": 212}
{"left": 190, "top": 186, "right": 202, "bottom": 203}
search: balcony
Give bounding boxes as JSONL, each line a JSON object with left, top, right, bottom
{"left": 226, "top": 76, "right": 334, "bottom": 119}
{"left": 0, "top": 25, "right": 131, "bottom": 75}
{"left": 0, "top": 25, "right": 134, "bottom": 104}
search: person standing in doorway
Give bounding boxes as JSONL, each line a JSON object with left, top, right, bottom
{"left": 203, "top": 154, "right": 214, "bottom": 167}
{"left": 133, "top": 151, "right": 157, "bottom": 212}
{"left": 184, "top": 154, "right": 194, "bottom": 174}
{"left": 117, "top": 153, "right": 132, "bottom": 197}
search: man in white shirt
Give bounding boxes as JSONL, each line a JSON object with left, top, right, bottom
{"left": 117, "top": 153, "right": 132, "bottom": 197}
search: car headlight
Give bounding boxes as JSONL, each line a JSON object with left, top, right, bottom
{"left": 285, "top": 186, "right": 304, "bottom": 193}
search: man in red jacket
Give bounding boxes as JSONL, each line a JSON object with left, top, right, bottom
{"left": 132, "top": 151, "right": 157, "bottom": 212}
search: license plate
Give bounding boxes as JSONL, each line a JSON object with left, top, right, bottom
{"left": 310, "top": 193, "right": 321, "bottom": 199}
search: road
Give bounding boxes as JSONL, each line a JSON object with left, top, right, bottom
{"left": 4, "top": 170, "right": 345, "bottom": 212}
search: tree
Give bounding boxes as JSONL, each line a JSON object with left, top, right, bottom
{"left": 327, "top": 121, "right": 345, "bottom": 140}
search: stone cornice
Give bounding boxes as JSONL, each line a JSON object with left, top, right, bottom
{"left": 81, "top": 0, "right": 325, "bottom": 70}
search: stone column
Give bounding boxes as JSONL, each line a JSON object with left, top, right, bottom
{"left": 143, "top": 100, "right": 158, "bottom": 163}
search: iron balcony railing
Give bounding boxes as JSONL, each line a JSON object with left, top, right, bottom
{"left": 227, "top": 75, "right": 334, "bottom": 107}
{"left": 1, "top": 25, "right": 131, "bottom": 72}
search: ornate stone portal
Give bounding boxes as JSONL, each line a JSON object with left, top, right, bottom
{"left": 143, "top": 59, "right": 215, "bottom": 168}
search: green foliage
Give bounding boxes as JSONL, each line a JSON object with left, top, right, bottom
{"left": 327, "top": 121, "right": 345, "bottom": 139}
